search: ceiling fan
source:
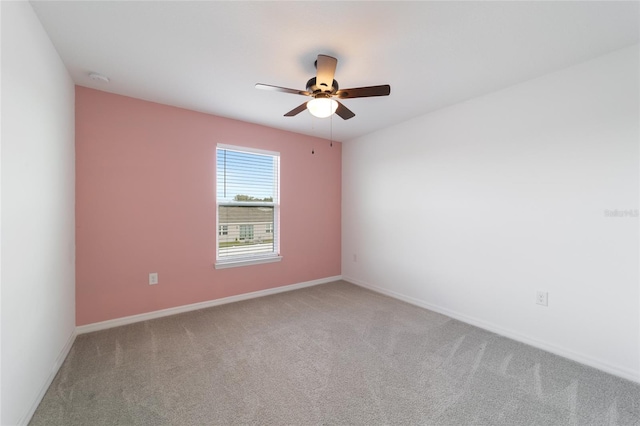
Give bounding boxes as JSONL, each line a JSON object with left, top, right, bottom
{"left": 255, "top": 54, "right": 390, "bottom": 120}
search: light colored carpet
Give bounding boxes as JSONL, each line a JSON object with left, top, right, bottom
{"left": 31, "top": 280, "right": 640, "bottom": 425}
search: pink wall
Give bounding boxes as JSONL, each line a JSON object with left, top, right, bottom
{"left": 76, "top": 87, "right": 341, "bottom": 325}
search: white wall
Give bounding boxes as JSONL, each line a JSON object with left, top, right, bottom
{"left": 1, "top": 2, "right": 76, "bottom": 424}
{"left": 343, "top": 46, "right": 639, "bottom": 382}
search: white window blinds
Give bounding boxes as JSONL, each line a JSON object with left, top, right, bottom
{"left": 216, "top": 145, "right": 280, "bottom": 264}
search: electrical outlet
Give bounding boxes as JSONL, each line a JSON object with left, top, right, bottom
{"left": 149, "top": 272, "right": 158, "bottom": 285}
{"left": 536, "top": 291, "right": 548, "bottom": 306}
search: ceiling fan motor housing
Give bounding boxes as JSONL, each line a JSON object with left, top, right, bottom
{"left": 306, "top": 77, "right": 339, "bottom": 95}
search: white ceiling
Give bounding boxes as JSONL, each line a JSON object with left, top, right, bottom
{"left": 30, "top": 1, "right": 639, "bottom": 142}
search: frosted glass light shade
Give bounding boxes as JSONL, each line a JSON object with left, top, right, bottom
{"left": 307, "top": 98, "right": 338, "bottom": 118}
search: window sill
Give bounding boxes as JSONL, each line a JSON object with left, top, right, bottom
{"left": 214, "top": 255, "right": 283, "bottom": 270}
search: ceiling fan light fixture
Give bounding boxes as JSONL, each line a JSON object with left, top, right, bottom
{"left": 307, "top": 98, "right": 338, "bottom": 118}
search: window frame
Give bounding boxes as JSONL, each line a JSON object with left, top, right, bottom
{"left": 214, "top": 144, "right": 282, "bottom": 269}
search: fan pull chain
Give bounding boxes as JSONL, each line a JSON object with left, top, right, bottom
{"left": 311, "top": 114, "right": 315, "bottom": 154}
{"left": 330, "top": 114, "right": 333, "bottom": 147}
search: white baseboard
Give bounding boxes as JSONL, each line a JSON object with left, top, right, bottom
{"left": 343, "top": 275, "right": 640, "bottom": 384}
{"left": 20, "top": 329, "right": 77, "bottom": 426}
{"left": 77, "top": 275, "right": 342, "bottom": 334}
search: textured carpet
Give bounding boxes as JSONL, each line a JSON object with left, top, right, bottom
{"left": 31, "top": 281, "right": 640, "bottom": 425}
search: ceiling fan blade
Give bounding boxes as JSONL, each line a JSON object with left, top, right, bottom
{"left": 316, "top": 55, "right": 337, "bottom": 91}
{"left": 336, "top": 85, "right": 391, "bottom": 99}
{"left": 284, "top": 102, "right": 309, "bottom": 117}
{"left": 255, "top": 83, "right": 310, "bottom": 96}
{"left": 335, "top": 101, "right": 355, "bottom": 120}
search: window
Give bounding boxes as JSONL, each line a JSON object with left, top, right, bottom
{"left": 239, "top": 224, "right": 254, "bottom": 241}
{"left": 215, "top": 145, "right": 280, "bottom": 268}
